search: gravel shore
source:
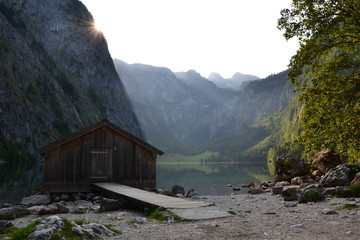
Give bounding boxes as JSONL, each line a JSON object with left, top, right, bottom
{"left": 12, "top": 192, "right": 360, "bottom": 240}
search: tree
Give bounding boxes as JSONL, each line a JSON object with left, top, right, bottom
{"left": 277, "top": 0, "right": 360, "bottom": 159}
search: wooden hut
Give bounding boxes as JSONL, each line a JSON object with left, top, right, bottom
{"left": 38, "top": 120, "right": 163, "bottom": 193}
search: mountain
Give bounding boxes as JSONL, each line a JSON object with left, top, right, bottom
{"left": 208, "top": 72, "right": 260, "bottom": 90}
{"left": 0, "top": 0, "right": 141, "bottom": 161}
{"left": 115, "top": 59, "right": 293, "bottom": 159}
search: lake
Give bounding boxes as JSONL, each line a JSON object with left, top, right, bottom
{"left": 157, "top": 161, "right": 272, "bottom": 195}
{"left": 0, "top": 160, "right": 272, "bottom": 205}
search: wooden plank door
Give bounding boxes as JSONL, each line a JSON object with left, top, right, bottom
{"left": 90, "top": 147, "right": 112, "bottom": 181}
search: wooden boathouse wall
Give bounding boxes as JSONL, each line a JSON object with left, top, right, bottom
{"left": 39, "top": 120, "right": 163, "bottom": 193}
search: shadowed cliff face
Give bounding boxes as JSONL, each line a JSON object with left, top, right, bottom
{"left": 0, "top": 0, "right": 141, "bottom": 158}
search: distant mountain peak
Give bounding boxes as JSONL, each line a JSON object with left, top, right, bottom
{"left": 208, "top": 72, "right": 224, "bottom": 81}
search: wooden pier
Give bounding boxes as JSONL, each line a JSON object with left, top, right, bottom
{"left": 92, "top": 182, "right": 211, "bottom": 209}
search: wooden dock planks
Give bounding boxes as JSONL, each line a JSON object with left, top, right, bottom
{"left": 92, "top": 182, "right": 210, "bottom": 209}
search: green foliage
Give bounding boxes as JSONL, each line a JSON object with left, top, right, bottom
{"left": 278, "top": 0, "right": 360, "bottom": 159}
{"left": 6, "top": 219, "right": 41, "bottom": 240}
{"left": 347, "top": 184, "right": 360, "bottom": 198}
{"left": 147, "top": 208, "right": 182, "bottom": 222}
{"left": 104, "top": 225, "right": 122, "bottom": 235}
{"left": 337, "top": 203, "right": 360, "bottom": 211}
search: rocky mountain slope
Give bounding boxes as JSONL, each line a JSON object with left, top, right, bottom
{"left": 114, "top": 59, "right": 293, "bottom": 156}
{"left": 208, "top": 72, "right": 260, "bottom": 90}
{"left": 0, "top": 0, "right": 141, "bottom": 160}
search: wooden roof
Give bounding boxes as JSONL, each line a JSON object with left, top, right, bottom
{"left": 38, "top": 119, "right": 163, "bottom": 155}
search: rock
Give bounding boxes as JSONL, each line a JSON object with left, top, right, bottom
{"left": 335, "top": 186, "right": 350, "bottom": 198}
{"left": 13, "top": 206, "right": 31, "bottom": 218}
{"left": 60, "top": 194, "right": 71, "bottom": 201}
{"left": 322, "top": 209, "right": 338, "bottom": 215}
{"left": 28, "top": 216, "right": 64, "bottom": 240}
{"left": 86, "top": 193, "right": 95, "bottom": 201}
{"left": 2, "top": 203, "right": 11, "bottom": 208}
{"left": 284, "top": 202, "right": 297, "bottom": 207}
{"left": 134, "top": 217, "right": 148, "bottom": 224}
{"left": 322, "top": 187, "right": 337, "bottom": 197}
{"left": 311, "top": 149, "right": 342, "bottom": 175}
{"left": 20, "top": 194, "right": 51, "bottom": 207}
{"left": 57, "top": 203, "right": 70, "bottom": 214}
{"left": 172, "top": 185, "right": 185, "bottom": 196}
{"left": 175, "top": 193, "right": 185, "bottom": 198}
{"left": 351, "top": 172, "right": 360, "bottom": 185}
{"left": 232, "top": 187, "right": 241, "bottom": 191}
{"left": 38, "top": 204, "right": 60, "bottom": 215}
{"left": 28, "top": 206, "right": 43, "bottom": 215}
{"left": 290, "top": 224, "right": 305, "bottom": 229}
{"left": 274, "top": 157, "right": 310, "bottom": 182}
{"left": 260, "top": 182, "right": 270, "bottom": 189}
{"left": 186, "top": 189, "right": 198, "bottom": 198}
{"left": 275, "top": 181, "right": 290, "bottom": 187}
{"left": 291, "top": 177, "right": 304, "bottom": 185}
{"left": 299, "top": 187, "right": 324, "bottom": 203}
{"left": 282, "top": 187, "right": 301, "bottom": 201}
{"left": 0, "top": 208, "right": 15, "bottom": 220}
{"left": 271, "top": 186, "right": 283, "bottom": 195}
{"left": 320, "top": 164, "right": 351, "bottom": 187}
{"left": 81, "top": 223, "right": 116, "bottom": 238}
{"left": 226, "top": 184, "right": 232, "bottom": 187}
{"left": 0, "top": 220, "right": 13, "bottom": 229}
{"left": 248, "top": 186, "right": 265, "bottom": 194}
{"left": 77, "top": 193, "right": 86, "bottom": 200}
{"left": 99, "top": 198, "right": 122, "bottom": 212}
{"left": 71, "top": 193, "right": 81, "bottom": 201}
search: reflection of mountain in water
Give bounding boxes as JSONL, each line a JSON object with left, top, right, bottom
{"left": 0, "top": 160, "right": 43, "bottom": 204}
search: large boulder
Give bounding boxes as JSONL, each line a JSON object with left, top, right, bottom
{"left": 320, "top": 164, "right": 351, "bottom": 187}
{"left": 99, "top": 198, "right": 122, "bottom": 212}
{"left": 0, "top": 208, "right": 15, "bottom": 220}
{"left": 282, "top": 187, "right": 301, "bottom": 201}
{"left": 274, "top": 157, "right": 309, "bottom": 182}
{"left": 20, "top": 194, "right": 51, "bottom": 207}
{"left": 299, "top": 185, "right": 324, "bottom": 203}
{"left": 310, "top": 150, "right": 342, "bottom": 175}
{"left": 171, "top": 185, "right": 185, "bottom": 196}
{"left": 351, "top": 172, "right": 360, "bottom": 185}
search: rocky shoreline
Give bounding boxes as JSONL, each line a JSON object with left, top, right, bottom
{"left": 1, "top": 149, "right": 360, "bottom": 239}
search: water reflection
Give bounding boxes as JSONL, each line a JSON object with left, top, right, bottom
{"left": 0, "top": 160, "right": 43, "bottom": 205}
{"left": 157, "top": 161, "right": 272, "bottom": 195}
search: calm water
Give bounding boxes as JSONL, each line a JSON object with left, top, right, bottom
{"left": 157, "top": 161, "right": 272, "bottom": 195}
{"left": 0, "top": 160, "right": 43, "bottom": 205}
{"left": 0, "top": 160, "right": 272, "bottom": 204}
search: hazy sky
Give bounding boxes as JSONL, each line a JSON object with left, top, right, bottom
{"left": 80, "top": 0, "right": 299, "bottom": 79}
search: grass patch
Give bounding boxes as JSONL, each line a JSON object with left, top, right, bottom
{"left": 146, "top": 208, "right": 182, "bottom": 222}
{"left": 337, "top": 204, "right": 360, "bottom": 211}
{"left": 6, "top": 219, "right": 41, "bottom": 240}
{"left": 348, "top": 184, "right": 360, "bottom": 197}
{"left": 104, "top": 224, "right": 122, "bottom": 235}
{"left": 126, "top": 220, "right": 136, "bottom": 225}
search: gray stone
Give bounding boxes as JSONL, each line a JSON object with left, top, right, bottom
{"left": 186, "top": 189, "right": 198, "bottom": 198}
{"left": 351, "top": 172, "right": 360, "bottom": 185}
{"left": 290, "top": 224, "right": 305, "bottom": 229}
{"left": 2, "top": 203, "right": 11, "bottom": 208}
{"left": 320, "top": 164, "right": 351, "bottom": 187}
{"left": 60, "top": 194, "right": 71, "bottom": 201}
{"left": 272, "top": 186, "right": 283, "bottom": 195}
{"left": 38, "top": 204, "right": 60, "bottom": 215}
{"left": 13, "top": 206, "right": 31, "bottom": 218}
{"left": 284, "top": 202, "right": 297, "bottom": 207}
{"left": 248, "top": 186, "right": 265, "bottom": 194}
{"left": 291, "top": 177, "right": 304, "bottom": 185}
{"left": 0, "top": 220, "right": 13, "bottom": 229}
{"left": 86, "top": 193, "right": 95, "bottom": 201}
{"left": 134, "top": 217, "right": 148, "bottom": 224}
{"left": 77, "top": 193, "right": 86, "bottom": 200}
{"left": 20, "top": 194, "right": 51, "bottom": 207}
{"left": 172, "top": 185, "right": 185, "bottom": 196}
{"left": 0, "top": 208, "right": 15, "bottom": 220}
{"left": 299, "top": 187, "right": 324, "bottom": 203}
{"left": 322, "top": 209, "right": 338, "bottom": 215}
{"left": 29, "top": 216, "right": 64, "bottom": 240}
{"left": 282, "top": 187, "right": 301, "bottom": 201}
{"left": 99, "top": 198, "right": 122, "bottom": 212}
{"left": 322, "top": 187, "right": 337, "bottom": 197}
{"left": 28, "top": 206, "right": 43, "bottom": 215}
{"left": 81, "top": 223, "right": 116, "bottom": 238}
{"left": 335, "top": 186, "right": 350, "bottom": 198}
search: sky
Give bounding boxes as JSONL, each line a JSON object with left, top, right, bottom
{"left": 80, "top": 0, "right": 299, "bottom": 79}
